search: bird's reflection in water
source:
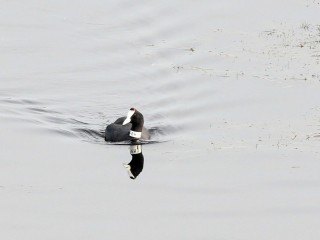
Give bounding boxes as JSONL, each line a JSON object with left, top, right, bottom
{"left": 123, "top": 144, "right": 144, "bottom": 179}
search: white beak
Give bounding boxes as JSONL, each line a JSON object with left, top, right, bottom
{"left": 122, "top": 109, "right": 135, "bottom": 125}
{"left": 123, "top": 163, "right": 135, "bottom": 179}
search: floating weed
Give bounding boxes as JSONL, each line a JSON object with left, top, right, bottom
{"left": 300, "top": 22, "right": 310, "bottom": 31}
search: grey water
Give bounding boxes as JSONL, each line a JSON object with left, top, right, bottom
{"left": 1, "top": 0, "right": 320, "bottom": 239}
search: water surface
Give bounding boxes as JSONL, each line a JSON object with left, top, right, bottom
{"left": 0, "top": 0, "right": 320, "bottom": 239}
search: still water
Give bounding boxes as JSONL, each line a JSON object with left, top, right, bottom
{"left": 0, "top": 0, "right": 320, "bottom": 239}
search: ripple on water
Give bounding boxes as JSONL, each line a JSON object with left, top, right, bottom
{"left": 1, "top": 7, "right": 319, "bottom": 150}
{"left": 0, "top": 95, "right": 171, "bottom": 144}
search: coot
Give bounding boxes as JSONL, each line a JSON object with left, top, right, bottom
{"left": 104, "top": 108, "right": 150, "bottom": 142}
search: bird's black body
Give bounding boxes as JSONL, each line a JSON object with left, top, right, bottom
{"left": 104, "top": 109, "right": 150, "bottom": 142}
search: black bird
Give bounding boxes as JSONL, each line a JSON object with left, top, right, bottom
{"left": 105, "top": 108, "right": 150, "bottom": 142}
